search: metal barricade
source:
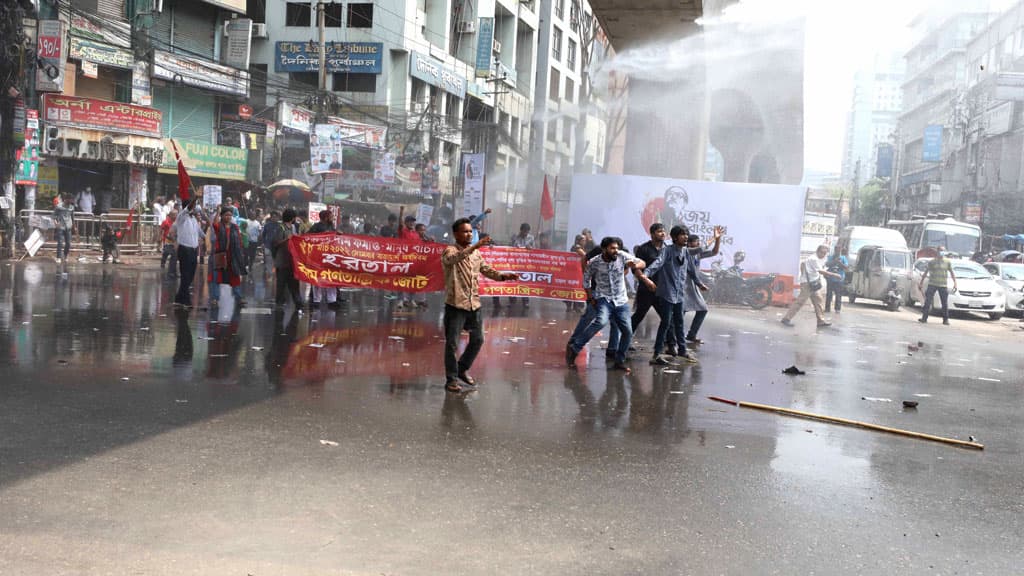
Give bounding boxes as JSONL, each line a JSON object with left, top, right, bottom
{"left": 15, "top": 208, "right": 162, "bottom": 257}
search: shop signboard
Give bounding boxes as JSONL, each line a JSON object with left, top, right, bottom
{"left": 410, "top": 52, "right": 466, "bottom": 98}
{"left": 152, "top": 50, "right": 250, "bottom": 98}
{"left": 275, "top": 41, "right": 383, "bottom": 74}
{"left": 159, "top": 139, "right": 249, "bottom": 181}
{"left": 36, "top": 20, "right": 68, "bottom": 93}
{"left": 475, "top": 18, "right": 495, "bottom": 78}
{"left": 963, "top": 202, "right": 982, "bottom": 224}
{"left": 200, "top": 0, "right": 247, "bottom": 13}
{"left": 38, "top": 161, "right": 59, "bottom": 198}
{"left": 132, "top": 61, "right": 152, "bottom": 106}
{"left": 279, "top": 101, "right": 313, "bottom": 134}
{"left": 70, "top": 14, "right": 131, "bottom": 48}
{"left": 16, "top": 110, "right": 40, "bottom": 186}
{"left": 69, "top": 37, "right": 134, "bottom": 69}
{"left": 875, "top": 143, "right": 894, "bottom": 179}
{"left": 43, "top": 126, "right": 165, "bottom": 167}
{"left": 224, "top": 18, "right": 253, "bottom": 70}
{"left": 42, "top": 94, "right": 163, "bottom": 138}
{"left": 220, "top": 110, "right": 267, "bottom": 134}
{"left": 922, "top": 125, "right": 943, "bottom": 163}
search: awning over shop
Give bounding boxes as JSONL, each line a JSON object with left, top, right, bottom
{"left": 159, "top": 139, "right": 249, "bottom": 181}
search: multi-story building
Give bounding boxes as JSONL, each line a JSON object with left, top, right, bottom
{"left": 248, "top": 0, "right": 539, "bottom": 235}
{"left": 895, "top": 1, "right": 992, "bottom": 218}
{"left": 943, "top": 0, "right": 1024, "bottom": 234}
{"left": 841, "top": 53, "right": 905, "bottom": 189}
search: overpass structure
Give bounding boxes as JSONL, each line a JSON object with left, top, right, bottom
{"left": 590, "top": 0, "right": 804, "bottom": 184}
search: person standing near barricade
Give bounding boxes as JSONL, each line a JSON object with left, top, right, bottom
{"left": 442, "top": 218, "right": 518, "bottom": 393}
{"left": 52, "top": 194, "right": 75, "bottom": 263}
{"left": 172, "top": 200, "right": 206, "bottom": 308}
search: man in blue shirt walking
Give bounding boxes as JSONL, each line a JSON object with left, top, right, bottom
{"left": 640, "top": 225, "right": 706, "bottom": 365}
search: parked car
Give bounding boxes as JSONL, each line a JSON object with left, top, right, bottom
{"left": 847, "top": 245, "right": 912, "bottom": 311}
{"left": 983, "top": 262, "right": 1024, "bottom": 316}
{"left": 908, "top": 258, "right": 1006, "bottom": 320}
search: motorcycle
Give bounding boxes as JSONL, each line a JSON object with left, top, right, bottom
{"left": 705, "top": 262, "right": 777, "bottom": 310}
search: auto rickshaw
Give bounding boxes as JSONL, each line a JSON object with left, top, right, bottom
{"left": 848, "top": 245, "right": 913, "bottom": 311}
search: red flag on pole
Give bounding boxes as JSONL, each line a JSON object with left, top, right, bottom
{"left": 170, "top": 139, "right": 192, "bottom": 202}
{"left": 541, "top": 175, "right": 555, "bottom": 221}
{"left": 125, "top": 208, "right": 134, "bottom": 232}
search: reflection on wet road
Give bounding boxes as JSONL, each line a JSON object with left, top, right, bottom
{"left": 1, "top": 260, "right": 1022, "bottom": 573}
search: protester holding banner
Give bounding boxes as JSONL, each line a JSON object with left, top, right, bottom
{"left": 566, "top": 237, "right": 646, "bottom": 373}
{"left": 442, "top": 218, "right": 519, "bottom": 393}
{"left": 307, "top": 209, "right": 340, "bottom": 309}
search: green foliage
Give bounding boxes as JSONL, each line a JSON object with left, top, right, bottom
{"left": 855, "top": 178, "right": 889, "bottom": 226}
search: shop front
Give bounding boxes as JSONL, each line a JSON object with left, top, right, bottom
{"left": 40, "top": 94, "right": 164, "bottom": 212}
{"left": 157, "top": 138, "right": 250, "bottom": 206}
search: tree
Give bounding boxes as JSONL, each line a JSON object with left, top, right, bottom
{"left": 570, "top": 2, "right": 626, "bottom": 173}
{"left": 854, "top": 178, "right": 889, "bottom": 226}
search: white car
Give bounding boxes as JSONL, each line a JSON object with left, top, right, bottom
{"left": 909, "top": 259, "right": 1006, "bottom": 320}
{"left": 983, "top": 262, "right": 1024, "bottom": 315}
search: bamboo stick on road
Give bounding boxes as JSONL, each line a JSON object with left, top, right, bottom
{"left": 708, "top": 396, "right": 984, "bottom": 450}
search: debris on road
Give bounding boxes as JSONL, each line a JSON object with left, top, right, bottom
{"left": 902, "top": 400, "right": 919, "bottom": 408}
{"left": 913, "top": 393, "right": 932, "bottom": 398}
{"left": 862, "top": 397, "right": 893, "bottom": 403}
{"left": 308, "top": 343, "right": 325, "bottom": 349}
{"left": 782, "top": 365, "right": 806, "bottom": 375}
{"left": 319, "top": 439, "right": 339, "bottom": 447}
{"left": 707, "top": 396, "right": 984, "bottom": 450}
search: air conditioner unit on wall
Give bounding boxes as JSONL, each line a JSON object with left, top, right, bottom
{"left": 492, "top": 39, "right": 502, "bottom": 54}
{"left": 252, "top": 23, "right": 268, "bottom": 38}
{"left": 457, "top": 21, "right": 476, "bottom": 34}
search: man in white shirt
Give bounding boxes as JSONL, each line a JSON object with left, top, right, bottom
{"left": 172, "top": 201, "right": 206, "bottom": 307}
{"left": 782, "top": 244, "right": 841, "bottom": 328}
{"left": 75, "top": 187, "right": 95, "bottom": 214}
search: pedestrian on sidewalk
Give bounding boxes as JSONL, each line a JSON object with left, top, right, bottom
{"left": 207, "top": 207, "right": 246, "bottom": 308}
{"left": 683, "top": 227, "right": 723, "bottom": 345}
{"left": 641, "top": 226, "right": 705, "bottom": 366}
{"left": 172, "top": 200, "right": 206, "bottom": 307}
{"left": 782, "top": 245, "right": 840, "bottom": 328}
{"left": 52, "top": 194, "right": 74, "bottom": 263}
{"left": 918, "top": 246, "right": 958, "bottom": 325}
{"left": 442, "top": 218, "right": 519, "bottom": 393}
{"left": 565, "top": 237, "right": 646, "bottom": 373}
{"left": 824, "top": 245, "right": 849, "bottom": 314}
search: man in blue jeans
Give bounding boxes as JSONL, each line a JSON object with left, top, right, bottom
{"left": 566, "top": 237, "right": 646, "bottom": 373}
{"left": 640, "top": 225, "right": 705, "bottom": 366}
{"left": 52, "top": 194, "right": 75, "bottom": 263}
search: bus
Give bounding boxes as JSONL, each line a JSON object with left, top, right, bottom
{"left": 885, "top": 216, "right": 981, "bottom": 258}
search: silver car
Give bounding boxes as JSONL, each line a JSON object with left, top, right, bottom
{"left": 983, "top": 262, "right": 1024, "bottom": 315}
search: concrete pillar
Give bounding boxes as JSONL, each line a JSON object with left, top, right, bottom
{"left": 623, "top": 75, "right": 707, "bottom": 180}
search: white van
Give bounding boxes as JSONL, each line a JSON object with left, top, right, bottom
{"left": 836, "top": 226, "right": 909, "bottom": 268}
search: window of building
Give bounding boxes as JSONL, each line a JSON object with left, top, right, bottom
{"left": 333, "top": 72, "right": 376, "bottom": 92}
{"left": 286, "top": 2, "right": 312, "bottom": 26}
{"left": 348, "top": 3, "right": 373, "bottom": 28}
{"left": 563, "top": 119, "right": 573, "bottom": 144}
{"left": 567, "top": 39, "right": 577, "bottom": 72}
{"left": 289, "top": 72, "right": 318, "bottom": 90}
{"left": 547, "top": 119, "right": 558, "bottom": 142}
{"left": 247, "top": 0, "right": 266, "bottom": 23}
{"left": 324, "top": 2, "right": 343, "bottom": 27}
{"left": 549, "top": 67, "right": 560, "bottom": 101}
{"left": 552, "top": 27, "right": 562, "bottom": 61}
{"left": 555, "top": 0, "right": 564, "bottom": 19}
{"left": 565, "top": 77, "right": 574, "bottom": 102}
{"left": 570, "top": 0, "right": 580, "bottom": 32}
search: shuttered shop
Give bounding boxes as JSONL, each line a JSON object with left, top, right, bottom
{"left": 152, "top": 86, "right": 216, "bottom": 141}
{"left": 148, "top": 1, "right": 216, "bottom": 59}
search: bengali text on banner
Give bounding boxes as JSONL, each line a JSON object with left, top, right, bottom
{"left": 288, "top": 235, "right": 586, "bottom": 300}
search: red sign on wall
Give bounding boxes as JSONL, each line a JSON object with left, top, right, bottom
{"left": 42, "top": 94, "right": 163, "bottom": 138}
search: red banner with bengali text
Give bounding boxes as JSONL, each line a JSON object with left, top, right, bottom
{"left": 288, "top": 234, "right": 586, "bottom": 300}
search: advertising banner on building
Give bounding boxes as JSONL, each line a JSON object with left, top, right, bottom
{"left": 275, "top": 41, "right": 383, "bottom": 74}
{"left": 461, "top": 153, "right": 485, "bottom": 217}
{"left": 410, "top": 52, "right": 467, "bottom": 98}
{"left": 475, "top": 18, "right": 495, "bottom": 78}
{"left": 153, "top": 50, "right": 250, "bottom": 97}
{"left": 159, "top": 139, "right": 249, "bottom": 180}
{"left": 44, "top": 126, "right": 165, "bottom": 166}
{"left": 69, "top": 37, "right": 134, "bottom": 69}
{"left": 309, "top": 124, "right": 345, "bottom": 174}
{"left": 325, "top": 117, "right": 387, "bottom": 149}
{"left": 70, "top": 14, "right": 131, "bottom": 47}
{"left": 875, "top": 143, "right": 894, "bottom": 178}
{"left": 288, "top": 235, "right": 585, "bottom": 300}
{"left": 15, "top": 110, "right": 39, "bottom": 186}
{"left": 42, "top": 94, "right": 163, "bottom": 138}
{"left": 38, "top": 161, "right": 59, "bottom": 198}
{"left": 131, "top": 61, "right": 152, "bottom": 106}
{"left": 568, "top": 174, "right": 808, "bottom": 280}
{"left": 279, "top": 101, "right": 314, "bottom": 134}
{"left": 36, "top": 20, "right": 68, "bottom": 93}
{"left": 129, "top": 167, "right": 148, "bottom": 207}
{"left": 922, "top": 125, "right": 943, "bottom": 163}
{"left": 374, "top": 152, "right": 395, "bottom": 183}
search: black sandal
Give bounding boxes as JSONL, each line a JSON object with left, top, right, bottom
{"left": 458, "top": 372, "right": 476, "bottom": 386}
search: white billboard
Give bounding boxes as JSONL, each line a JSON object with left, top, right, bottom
{"left": 568, "top": 175, "right": 808, "bottom": 277}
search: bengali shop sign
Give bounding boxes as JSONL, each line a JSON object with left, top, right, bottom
{"left": 42, "top": 94, "right": 163, "bottom": 138}
{"left": 289, "top": 234, "right": 586, "bottom": 300}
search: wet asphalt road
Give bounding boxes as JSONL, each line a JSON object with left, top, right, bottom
{"left": 0, "top": 259, "right": 1022, "bottom": 575}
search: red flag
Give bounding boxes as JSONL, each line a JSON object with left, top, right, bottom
{"left": 125, "top": 208, "right": 134, "bottom": 232}
{"left": 171, "top": 139, "right": 192, "bottom": 202}
{"left": 540, "top": 175, "right": 555, "bottom": 221}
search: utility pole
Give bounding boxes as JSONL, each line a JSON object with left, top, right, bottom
{"left": 317, "top": 0, "right": 327, "bottom": 94}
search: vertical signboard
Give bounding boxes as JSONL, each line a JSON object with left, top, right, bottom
{"left": 36, "top": 20, "right": 67, "bottom": 93}
{"left": 875, "top": 143, "right": 894, "bottom": 178}
{"left": 132, "top": 61, "right": 152, "bottom": 106}
{"left": 476, "top": 18, "right": 495, "bottom": 78}
{"left": 461, "top": 153, "right": 485, "bottom": 217}
{"left": 922, "top": 125, "right": 943, "bottom": 163}
{"left": 224, "top": 18, "right": 253, "bottom": 70}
